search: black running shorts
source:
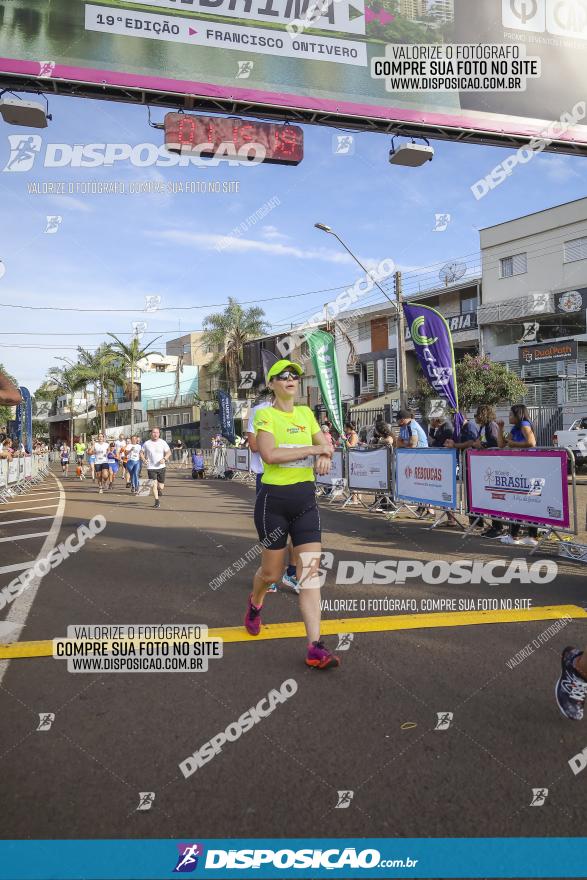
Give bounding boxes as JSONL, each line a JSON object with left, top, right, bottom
{"left": 254, "top": 481, "right": 320, "bottom": 549}
{"left": 95, "top": 462, "right": 109, "bottom": 472}
{"left": 147, "top": 468, "right": 166, "bottom": 483}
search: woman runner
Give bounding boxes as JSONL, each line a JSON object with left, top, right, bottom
{"left": 125, "top": 435, "right": 142, "bottom": 495}
{"left": 244, "top": 359, "right": 340, "bottom": 670}
{"left": 60, "top": 442, "right": 70, "bottom": 477}
{"left": 107, "top": 442, "right": 119, "bottom": 489}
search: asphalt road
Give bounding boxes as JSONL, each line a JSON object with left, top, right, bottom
{"left": 1, "top": 466, "right": 587, "bottom": 878}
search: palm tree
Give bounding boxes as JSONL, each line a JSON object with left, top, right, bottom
{"left": 45, "top": 365, "right": 87, "bottom": 449}
{"left": 202, "top": 298, "right": 268, "bottom": 394}
{"left": 107, "top": 335, "right": 163, "bottom": 435}
{"left": 75, "top": 345, "right": 126, "bottom": 433}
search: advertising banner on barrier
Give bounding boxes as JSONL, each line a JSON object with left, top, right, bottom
{"left": 7, "top": 460, "right": 18, "bottom": 483}
{"left": 467, "top": 449, "right": 569, "bottom": 528}
{"left": 347, "top": 448, "right": 389, "bottom": 492}
{"left": 225, "top": 448, "right": 237, "bottom": 470}
{"left": 316, "top": 449, "right": 344, "bottom": 487}
{"left": 395, "top": 448, "right": 457, "bottom": 509}
{"left": 24, "top": 458, "right": 32, "bottom": 478}
{"left": 0, "top": 459, "right": 6, "bottom": 488}
{"left": 235, "top": 449, "right": 250, "bottom": 472}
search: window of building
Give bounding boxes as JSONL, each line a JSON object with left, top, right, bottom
{"left": 182, "top": 412, "right": 190, "bottom": 423}
{"left": 500, "top": 253, "right": 527, "bottom": 278}
{"left": 183, "top": 343, "right": 191, "bottom": 354}
{"left": 563, "top": 236, "right": 587, "bottom": 263}
{"left": 460, "top": 293, "right": 477, "bottom": 314}
{"left": 360, "top": 361, "right": 375, "bottom": 392}
{"left": 384, "top": 357, "right": 397, "bottom": 386}
{"left": 492, "top": 324, "right": 522, "bottom": 346}
{"left": 154, "top": 364, "right": 166, "bottom": 373}
{"left": 358, "top": 320, "right": 370, "bottom": 342}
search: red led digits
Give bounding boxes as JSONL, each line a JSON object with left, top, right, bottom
{"left": 177, "top": 115, "right": 196, "bottom": 147}
{"left": 164, "top": 113, "right": 303, "bottom": 165}
{"left": 274, "top": 127, "right": 300, "bottom": 158}
{"left": 237, "top": 123, "right": 257, "bottom": 146}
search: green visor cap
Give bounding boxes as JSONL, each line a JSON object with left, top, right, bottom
{"left": 266, "top": 360, "right": 304, "bottom": 382}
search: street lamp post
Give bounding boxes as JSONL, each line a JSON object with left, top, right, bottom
{"left": 314, "top": 223, "right": 408, "bottom": 410}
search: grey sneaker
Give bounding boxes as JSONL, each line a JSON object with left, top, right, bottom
{"left": 556, "top": 647, "right": 587, "bottom": 721}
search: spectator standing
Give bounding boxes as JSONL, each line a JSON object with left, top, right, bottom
{"left": 344, "top": 420, "right": 361, "bottom": 505}
{"left": 396, "top": 409, "right": 430, "bottom": 516}
{"left": 396, "top": 410, "right": 428, "bottom": 449}
{"left": 498, "top": 405, "right": 539, "bottom": 547}
{"left": 445, "top": 411, "right": 480, "bottom": 528}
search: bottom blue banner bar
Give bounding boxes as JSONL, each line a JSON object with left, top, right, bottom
{"left": 0, "top": 838, "right": 586, "bottom": 879}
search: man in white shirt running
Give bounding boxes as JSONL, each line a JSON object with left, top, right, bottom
{"left": 90, "top": 433, "right": 110, "bottom": 495}
{"left": 140, "top": 427, "right": 171, "bottom": 509}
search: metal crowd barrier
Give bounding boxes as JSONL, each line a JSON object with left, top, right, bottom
{"left": 0, "top": 453, "right": 50, "bottom": 503}
{"left": 461, "top": 446, "right": 579, "bottom": 553}
{"left": 194, "top": 444, "right": 580, "bottom": 553}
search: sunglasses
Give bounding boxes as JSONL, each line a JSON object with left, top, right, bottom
{"left": 273, "top": 371, "right": 300, "bottom": 381}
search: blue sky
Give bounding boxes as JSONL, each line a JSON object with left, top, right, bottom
{"left": 0, "top": 92, "right": 586, "bottom": 390}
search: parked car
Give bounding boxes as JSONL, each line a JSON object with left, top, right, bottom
{"left": 554, "top": 418, "right": 587, "bottom": 471}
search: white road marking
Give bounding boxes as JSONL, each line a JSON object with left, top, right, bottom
{"left": 0, "top": 495, "right": 60, "bottom": 505}
{"left": 0, "top": 473, "right": 65, "bottom": 685}
{"left": 0, "top": 531, "right": 51, "bottom": 543}
{"left": 0, "top": 503, "right": 58, "bottom": 514}
{"left": 15, "top": 489, "right": 59, "bottom": 495}
{"left": 0, "top": 515, "right": 53, "bottom": 526}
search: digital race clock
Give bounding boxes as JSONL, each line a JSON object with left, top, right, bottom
{"left": 164, "top": 113, "right": 303, "bottom": 166}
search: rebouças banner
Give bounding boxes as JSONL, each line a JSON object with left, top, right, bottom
{"left": 395, "top": 447, "right": 457, "bottom": 510}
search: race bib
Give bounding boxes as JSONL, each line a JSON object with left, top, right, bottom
{"left": 278, "top": 444, "right": 314, "bottom": 469}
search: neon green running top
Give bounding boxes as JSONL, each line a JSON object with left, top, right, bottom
{"left": 253, "top": 405, "right": 320, "bottom": 486}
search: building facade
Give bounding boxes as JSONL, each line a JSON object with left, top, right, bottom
{"left": 166, "top": 332, "right": 216, "bottom": 400}
{"left": 334, "top": 279, "right": 480, "bottom": 413}
{"left": 427, "top": 0, "right": 454, "bottom": 24}
{"left": 479, "top": 197, "right": 587, "bottom": 414}
{"left": 399, "top": 0, "right": 428, "bottom": 20}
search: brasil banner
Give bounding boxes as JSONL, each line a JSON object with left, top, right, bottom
{"left": 306, "top": 330, "right": 344, "bottom": 438}
{"left": 402, "top": 302, "right": 462, "bottom": 433}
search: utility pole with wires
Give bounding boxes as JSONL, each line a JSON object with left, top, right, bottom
{"left": 313, "top": 223, "right": 409, "bottom": 414}
{"left": 394, "top": 270, "right": 409, "bottom": 410}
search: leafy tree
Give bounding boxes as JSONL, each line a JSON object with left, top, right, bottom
{"left": 202, "top": 298, "right": 268, "bottom": 394}
{"left": 416, "top": 353, "right": 527, "bottom": 414}
{"left": 107, "top": 335, "right": 163, "bottom": 435}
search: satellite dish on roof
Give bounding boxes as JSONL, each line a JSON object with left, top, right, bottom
{"left": 439, "top": 261, "right": 466, "bottom": 286}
